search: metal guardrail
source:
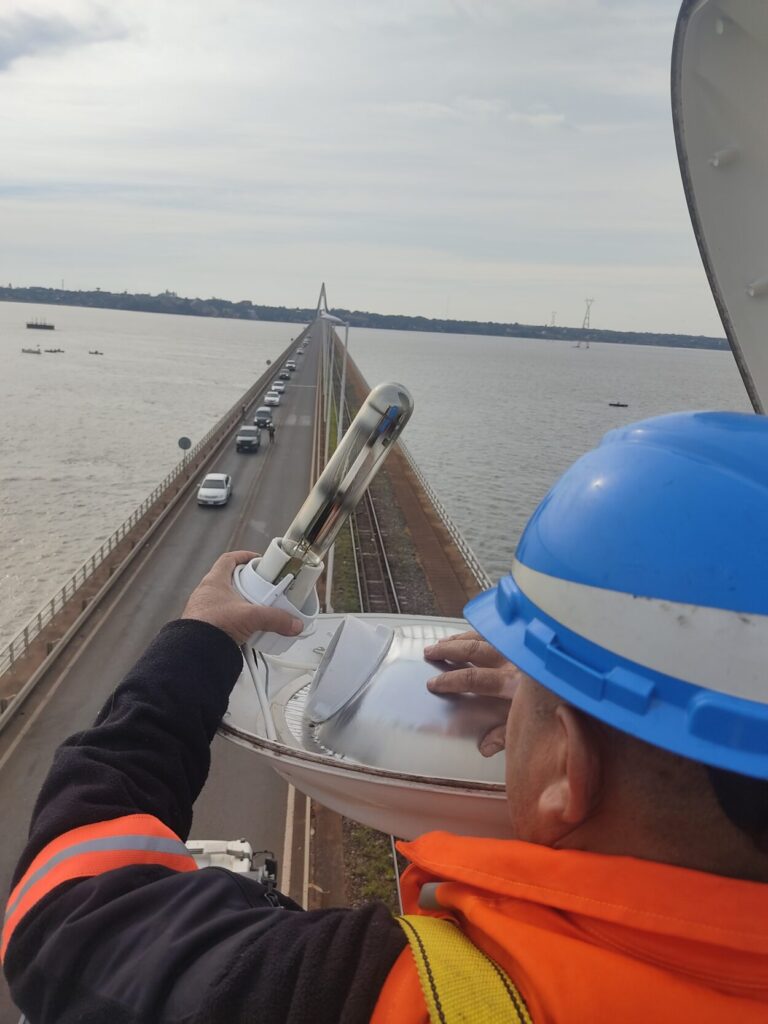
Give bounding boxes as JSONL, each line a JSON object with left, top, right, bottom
{"left": 398, "top": 440, "right": 493, "bottom": 592}
{"left": 0, "top": 342, "right": 300, "bottom": 680}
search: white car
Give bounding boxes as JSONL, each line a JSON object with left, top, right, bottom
{"left": 264, "top": 391, "right": 281, "bottom": 406}
{"left": 197, "top": 473, "right": 232, "bottom": 506}
{"left": 271, "top": 380, "right": 286, "bottom": 393}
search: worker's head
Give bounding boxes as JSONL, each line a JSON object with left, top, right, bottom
{"left": 465, "top": 411, "right": 768, "bottom": 874}
{"left": 498, "top": 669, "right": 768, "bottom": 876}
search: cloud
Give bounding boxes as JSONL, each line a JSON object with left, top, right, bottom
{"left": 506, "top": 110, "right": 567, "bottom": 129}
{"left": 380, "top": 101, "right": 458, "bottom": 121}
{"left": 0, "top": 0, "right": 724, "bottom": 336}
{"left": 0, "top": 8, "right": 127, "bottom": 72}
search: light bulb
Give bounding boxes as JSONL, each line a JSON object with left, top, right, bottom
{"left": 267, "top": 382, "right": 413, "bottom": 590}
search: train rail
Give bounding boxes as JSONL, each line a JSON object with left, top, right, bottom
{"left": 349, "top": 488, "right": 401, "bottom": 614}
{"left": 331, "top": 371, "right": 400, "bottom": 614}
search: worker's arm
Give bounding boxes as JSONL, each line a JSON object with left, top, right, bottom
{"left": 4, "top": 552, "right": 405, "bottom": 1024}
{"left": 9, "top": 551, "right": 298, "bottom": 876}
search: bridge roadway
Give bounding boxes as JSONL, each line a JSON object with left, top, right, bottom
{"left": 0, "top": 339, "right": 321, "bottom": 1019}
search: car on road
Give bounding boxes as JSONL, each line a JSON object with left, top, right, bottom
{"left": 235, "top": 425, "right": 261, "bottom": 453}
{"left": 271, "top": 380, "right": 286, "bottom": 393}
{"left": 279, "top": 370, "right": 290, "bottom": 380}
{"left": 197, "top": 473, "right": 232, "bottom": 506}
{"left": 285, "top": 360, "right": 297, "bottom": 371}
{"left": 254, "top": 406, "right": 273, "bottom": 428}
{"left": 264, "top": 390, "right": 281, "bottom": 406}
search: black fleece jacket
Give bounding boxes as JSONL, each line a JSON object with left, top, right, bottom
{"left": 4, "top": 619, "right": 406, "bottom": 1024}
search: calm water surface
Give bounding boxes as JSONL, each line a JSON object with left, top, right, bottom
{"left": 350, "top": 331, "right": 751, "bottom": 581}
{"left": 0, "top": 302, "right": 296, "bottom": 645}
{"left": 0, "top": 301, "right": 751, "bottom": 646}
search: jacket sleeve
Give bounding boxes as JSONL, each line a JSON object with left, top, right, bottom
{"left": 3, "top": 619, "right": 406, "bottom": 1024}
{"left": 14, "top": 618, "right": 242, "bottom": 873}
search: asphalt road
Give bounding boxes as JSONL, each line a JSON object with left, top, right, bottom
{"left": 0, "top": 333, "right": 321, "bottom": 1020}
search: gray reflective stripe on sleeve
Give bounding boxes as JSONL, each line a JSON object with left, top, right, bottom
{"left": 6, "top": 834, "right": 193, "bottom": 923}
{"left": 418, "top": 883, "right": 443, "bottom": 911}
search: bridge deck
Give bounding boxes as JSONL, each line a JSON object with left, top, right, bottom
{"left": 0, "top": 339, "right": 320, "bottom": 1019}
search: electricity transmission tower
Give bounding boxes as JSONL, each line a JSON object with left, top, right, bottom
{"left": 576, "top": 298, "right": 594, "bottom": 348}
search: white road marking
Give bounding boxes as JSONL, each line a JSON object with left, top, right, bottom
{"left": 281, "top": 783, "right": 296, "bottom": 894}
{"left": 302, "top": 793, "right": 311, "bottom": 909}
{"left": 271, "top": 350, "right": 319, "bottom": 901}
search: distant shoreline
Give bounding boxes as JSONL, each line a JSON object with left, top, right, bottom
{"left": 0, "top": 286, "right": 728, "bottom": 351}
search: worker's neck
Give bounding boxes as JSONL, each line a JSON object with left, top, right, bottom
{"left": 554, "top": 808, "right": 768, "bottom": 883}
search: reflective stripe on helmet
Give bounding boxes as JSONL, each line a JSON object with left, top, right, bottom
{"left": 1, "top": 814, "right": 197, "bottom": 960}
{"left": 466, "top": 576, "right": 768, "bottom": 780}
{"left": 512, "top": 559, "right": 768, "bottom": 703}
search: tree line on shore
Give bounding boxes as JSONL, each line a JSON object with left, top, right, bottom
{"left": 1, "top": 285, "right": 728, "bottom": 350}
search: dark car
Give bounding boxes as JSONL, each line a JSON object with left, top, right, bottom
{"left": 279, "top": 370, "right": 290, "bottom": 381}
{"left": 254, "top": 406, "right": 273, "bottom": 428}
{"left": 236, "top": 425, "right": 261, "bottom": 453}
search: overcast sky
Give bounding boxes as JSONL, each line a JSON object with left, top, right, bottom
{"left": 1, "top": 1, "right": 724, "bottom": 335}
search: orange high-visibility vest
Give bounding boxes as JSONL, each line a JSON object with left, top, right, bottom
{"left": 371, "top": 833, "right": 768, "bottom": 1023}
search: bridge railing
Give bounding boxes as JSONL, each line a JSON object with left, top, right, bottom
{"left": 397, "top": 440, "right": 493, "bottom": 592}
{"left": 0, "top": 339, "right": 303, "bottom": 682}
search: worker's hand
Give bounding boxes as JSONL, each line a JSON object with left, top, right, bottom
{"left": 181, "top": 550, "right": 304, "bottom": 646}
{"left": 424, "top": 630, "right": 522, "bottom": 757}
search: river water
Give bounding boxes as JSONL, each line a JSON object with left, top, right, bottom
{"left": 0, "top": 300, "right": 751, "bottom": 647}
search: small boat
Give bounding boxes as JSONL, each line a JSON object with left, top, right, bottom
{"left": 609, "top": 401, "right": 628, "bottom": 408}
{"left": 26, "top": 319, "right": 55, "bottom": 330}
{"left": 88, "top": 349, "right": 104, "bottom": 355}
{"left": 21, "top": 346, "right": 42, "bottom": 355}
{"left": 44, "top": 348, "right": 65, "bottom": 354}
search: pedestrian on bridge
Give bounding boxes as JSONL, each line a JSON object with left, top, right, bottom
{"left": 268, "top": 423, "right": 275, "bottom": 444}
{"left": 4, "top": 413, "right": 768, "bottom": 1023}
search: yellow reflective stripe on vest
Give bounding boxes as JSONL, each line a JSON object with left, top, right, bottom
{"left": 396, "top": 915, "right": 532, "bottom": 1024}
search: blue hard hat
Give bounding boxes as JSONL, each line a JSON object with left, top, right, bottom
{"left": 464, "top": 411, "right": 768, "bottom": 779}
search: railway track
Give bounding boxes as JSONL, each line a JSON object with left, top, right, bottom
{"left": 349, "top": 489, "right": 401, "bottom": 614}
{"left": 333, "top": 379, "right": 400, "bottom": 615}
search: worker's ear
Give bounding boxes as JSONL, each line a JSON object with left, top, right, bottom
{"left": 534, "top": 704, "right": 602, "bottom": 844}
